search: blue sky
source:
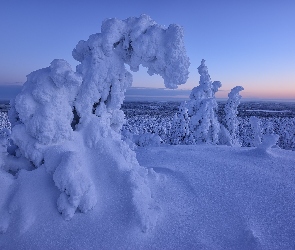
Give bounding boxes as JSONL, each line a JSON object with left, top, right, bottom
{"left": 1, "top": 0, "right": 294, "bottom": 100}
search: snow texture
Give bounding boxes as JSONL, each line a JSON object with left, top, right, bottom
{"left": 1, "top": 144, "right": 295, "bottom": 249}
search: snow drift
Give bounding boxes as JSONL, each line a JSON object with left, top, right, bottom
{"left": 1, "top": 144, "right": 295, "bottom": 249}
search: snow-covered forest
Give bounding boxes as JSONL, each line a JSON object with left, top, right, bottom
{"left": 121, "top": 101, "right": 295, "bottom": 150}
{"left": 1, "top": 15, "right": 295, "bottom": 249}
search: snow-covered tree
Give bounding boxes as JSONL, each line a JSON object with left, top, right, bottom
{"left": 249, "top": 116, "right": 262, "bottom": 147}
{"left": 223, "top": 86, "right": 244, "bottom": 146}
{"left": 0, "top": 112, "right": 10, "bottom": 131}
{"left": 0, "top": 129, "right": 10, "bottom": 167}
{"left": 2, "top": 15, "right": 190, "bottom": 233}
{"left": 169, "top": 101, "right": 191, "bottom": 144}
{"left": 186, "top": 59, "right": 221, "bottom": 144}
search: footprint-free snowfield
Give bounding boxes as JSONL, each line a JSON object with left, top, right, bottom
{"left": 1, "top": 144, "right": 295, "bottom": 249}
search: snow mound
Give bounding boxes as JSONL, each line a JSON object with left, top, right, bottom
{"left": 133, "top": 132, "right": 163, "bottom": 147}
{"left": 255, "top": 134, "right": 280, "bottom": 155}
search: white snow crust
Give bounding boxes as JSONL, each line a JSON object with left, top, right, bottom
{"left": 1, "top": 144, "right": 295, "bottom": 249}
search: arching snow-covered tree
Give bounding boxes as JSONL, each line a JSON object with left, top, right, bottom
{"left": 2, "top": 15, "right": 190, "bottom": 233}
{"left": 186, "top": 59, "right": 221, "bottom": 144}
{"left": 223, "top": 86, "right": 244, "bottom": 146}
{"left": 72, "top": 15, "right": 190, "bottom": 124}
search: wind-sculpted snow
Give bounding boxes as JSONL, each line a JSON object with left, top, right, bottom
{"left": 13, "top": 59, "right": 81, "bottom": 146}
{"left": 0, "top": 15, "right": 190, "bottom": 235}
{"left": 1, "top": 144, "right": 295, "bottom": 249}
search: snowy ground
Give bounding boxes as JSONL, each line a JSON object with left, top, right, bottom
{"left": 1, "top": 144, "right": 295, "bottom": 249}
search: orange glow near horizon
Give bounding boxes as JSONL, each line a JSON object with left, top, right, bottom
{"left": 215, "top": 88, "right": 295, "bottom": 100}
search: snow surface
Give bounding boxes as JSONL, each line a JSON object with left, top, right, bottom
{"left": 1, "top": 144, "right": 295, "bottom": 249}
{"left": 246, "top": 110, "right": 292, "bottom": 113}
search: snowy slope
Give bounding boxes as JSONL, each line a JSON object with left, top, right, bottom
{"left": 1, "top": 144, "right": 295, "bottom": 249}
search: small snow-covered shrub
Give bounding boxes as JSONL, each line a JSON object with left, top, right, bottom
{"left": 133, "top": 133, "right": 163, "bottom": 147}
{"left": 257, "top": 134, "right": 280, "bottom": 152}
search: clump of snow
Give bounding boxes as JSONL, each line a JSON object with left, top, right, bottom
{"left": 257, "top": 134, "right": 280, "bottom": 152}
{"left": 133, "top": 132, "right": 163, "bottom": 147}
{"left": 53, "top": 151, "right": 97, "bottom": 220}
{"left": 14, "top": 59, "right": 81, "bottom": 146}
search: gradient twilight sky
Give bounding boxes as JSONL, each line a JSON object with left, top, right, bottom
{"left": 0, "top": 0, "right": 294, "bottom": 100}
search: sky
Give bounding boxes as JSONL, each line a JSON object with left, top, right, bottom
{"left": 0, "top": 0, "right": 295, "bottom": 101}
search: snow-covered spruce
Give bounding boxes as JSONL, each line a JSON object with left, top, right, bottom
{"left": 0, "top": 112, "right": 10, "bottom": 131}
{"left": 223, "top": 86, "right": 244, "bottom": 146}
{"left": 249, "top": 116, "right": 262, "bottom": 147}
{"left": 186, "top": 59, "right": 221, "bottom": 144}
{"left": 169, "top": 101, "right": 191, "bottom": 145}
{"left": 1, "top": 15, "right": 190, "bottom": 233}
